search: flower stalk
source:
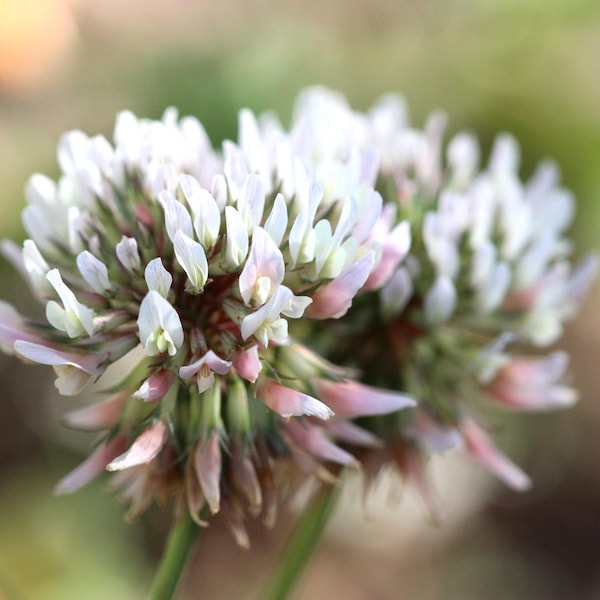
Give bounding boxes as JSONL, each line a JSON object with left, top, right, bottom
{"left": 264, "top": 477, "right": 343, "bottom": 600}
{"left": 149, "top": 513, "right": 199, "bottom": 600}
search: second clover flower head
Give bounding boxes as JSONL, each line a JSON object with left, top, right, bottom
{"left": 292, "top": 87, "right": 596, "bottom": 503}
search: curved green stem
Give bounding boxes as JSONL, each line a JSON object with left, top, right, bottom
{"left": 149, "top": 512, "right": 199, "bottom": 600}
{"left": 265, "top": 477, "right": 343, "bottom": 600}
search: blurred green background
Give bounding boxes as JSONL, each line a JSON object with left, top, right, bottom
{"left": 0, "top": 1, "right": 599, "bottom": 598}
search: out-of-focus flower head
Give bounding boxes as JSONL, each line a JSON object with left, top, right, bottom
{"left": 0, "top": 97, "right": 415, "bottom": 545}
{"left": 292, "top": 88, "right": 597, "bottom": 505}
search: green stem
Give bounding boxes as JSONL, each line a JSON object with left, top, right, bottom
{"left": 149, "top": 512, "right": 199, "bottom": 600}
{"left": 265, "top": 478, "right": 343, "bottom": 600}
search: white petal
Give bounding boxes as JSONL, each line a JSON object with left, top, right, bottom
{"left": 77, "top": 251, "right": 111, "bottom": 294}
{"left": 281, "top": 294, "right": 312, "bottom": 319}
{"left": 137, "top": 291, "right": 184, "bottom": 356}
{"left": 144, "top": 258, "right": 172, "bottom": 297}
{"left": 224, "top": 206, "right": 249, "bottom": 268}
{"left": 490, "top": 134, "right": 520, "bottom": 175}
{"left": 477, "top": 262, "right": 511, "bottom": 313}
{"left": 116, "top": 237, "right": 141, "bottom": 272}
{"left": 241, "top": 285, "right": 292, "bottom": 341}
{"left": 223, "top": 141, "right": 249, "bottom": 198}
{"left": 380, "top": 266, "right": 413, "bottom": 319}
{"left": 210, "top": 173, "right": 228, "bottom": 211}
{"left": 263, "top": 193, "right": 288, "bottom": 247}
{"left": 238, "top": 227, "right": 284, "bottom": 305}
{"left": 174, "top": 231, "right": 208, "bottom": 293}
{"left": 46, "top": 269, "right": 94, "bottom": 337}
{"left": 424, "top": 275, "right": 456, "bottom": 326}
{"left": 447, "top": 132, "right": 479, "bottom": 186}
{"left": 238, "top": 174, "right": 265, "bottom": 229}
{"left": 159, "top": 190, "right": 193, "bottom": 242}
{"left": 470, "top": 241, "right": 496, "bottom": 287}
{"left": 54, "top": 364, "right": 94, "bottom": 395}
{"left": 179, "top": 174, "right": 222, "bottom": 248}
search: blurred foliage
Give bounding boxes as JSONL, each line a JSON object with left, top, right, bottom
{"left": 0, "top": 461, "right": 151, "bottom": 599}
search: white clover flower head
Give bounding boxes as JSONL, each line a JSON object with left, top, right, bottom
{"left": 0, "top": 92, "right": 418, "bottom": 544}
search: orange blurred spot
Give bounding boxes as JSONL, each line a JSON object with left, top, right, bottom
{"left": 0, "top": 0, "right": 77, "bottom": 93}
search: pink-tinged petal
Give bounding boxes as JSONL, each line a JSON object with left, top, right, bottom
{"left": 313, "top": 379, "right": 415, "bottom": 418}
{"left": 1, "top": 239, "right": 26, "bottom": 279}
{"left": 62, "top": 393, "right": 126, "bottom": 431}
{"left": 230, "top": 437, "right": 262, "bottom": 512}
{"left": 233, "top": 345, "right": 262, "bottom": 383}
{"left": 283, "top": 419, "right": 357, "bottom": 466}
{"left": 321, "top": 419, "right": 381, "bottom": 448}
{"left": 185, "top": 455, "right": 209, "bottom": 526}
{"left": 14, "top": 340, "right": 104, "bottom": 375}
{"left": 353, "top": 189, "right": 383, "bottom": 243}
{"left": 194, "top": 430, "right": 222, "bottom": 514}
{"left": 257, "top": 379, "right": 334, "bottom": 420}
{"left": 486, "top": 352, "right": 577, "bottom": 410}
{"left": 566, "top": 254, "right": 599, "bottom": 302}
{"left": 133, "top": 369, "right": 175, "bottom": 402}
{"left": 179, "top": 350, "right": 232, "bottom": 379}
{"left": 54, "top": 433, "right": 128, "bottom": 494}
{"left": 363, "top": 221, "right": 411, "bottom": 291}
{"left": 305, "top": 251, "right": 376, "bottom": 319}
{"left": 219, "top": 497, "right": 250, "bottom": 550}
{"left": 106, "top": 421, "right": 167, "bottom": 471}
{"left": 0, "top": 301, "right": 43, "bottom": 352}
{"left": 392, "top": 442, "right": 440, "bottom": 519}
{"left": 460, "top": 418, "right": 531, "bottom": 491}
{"left": 111, "top": 464, "right": 161, "bottom": 523}
{"left": 404, "top": 410, "right": 463, "bottom": 453}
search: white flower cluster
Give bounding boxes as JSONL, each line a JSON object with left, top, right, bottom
{"left": 287, "top": 87, "right": 596, "bottom": 496}
{"left": 0, "top": 89, "right": 416, "bottom": 538}
{"left": 0, "top": 86, "right": 594, "bottom": 535}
